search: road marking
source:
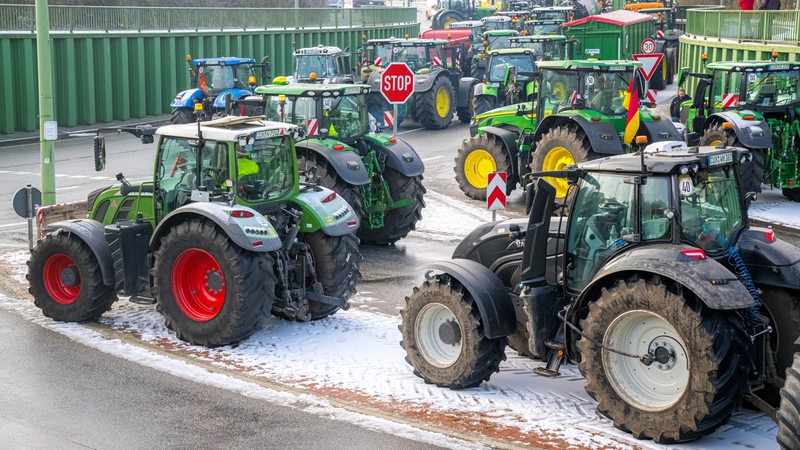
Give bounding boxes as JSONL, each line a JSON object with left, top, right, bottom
{"left": 423, "top": 156, "right": 444, "bottom": 162}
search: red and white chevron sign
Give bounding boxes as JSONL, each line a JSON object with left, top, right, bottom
{"left": 656, "top": 30, "right": 665, "bottom": 38}
{"left": 383, "top": 110, "right": 394, "bottom": 127}
{"left": 432, "top": 56, "right": 442, "bottom": 67}
{"left": 487, "top": 172, "right": 507, "bottom": 211}
{"left": 306, "top": 118, "right": 318, "bottom": 136}
{"left": 374, "top": 56, "right": 382, "bottom": 66}
{"left": 722, "top": 93, "right": 739, "bottom": 108}
{"left": 569, "top": 90, "right": 577, "bottom": 104}
{"left": 646, "top": 89, "right": 658, "bottom": 103}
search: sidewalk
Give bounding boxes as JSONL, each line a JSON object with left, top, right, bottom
{"left": 0, "top": 114, "right": 172, "bottom": 148}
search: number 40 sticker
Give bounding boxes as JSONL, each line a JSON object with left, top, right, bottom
{"left": 679, "top": 175, "right": 694, "bottom": 197}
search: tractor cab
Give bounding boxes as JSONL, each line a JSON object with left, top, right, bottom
{"left": 480, "top": 15, "right": 513, "bottom": 32}
{"left": 523, "top": 18, "right": 567, "bottom": 36}
{"left": 509, "top": 35, "right": 570, "bottom": 60}
{"left": 528, "top": 6, "right": 574, "bottom": 22}
{"left": 292, "top": 45, "right": 353, "bottom": 84}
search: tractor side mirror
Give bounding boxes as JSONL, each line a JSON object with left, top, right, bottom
{"left": 692, "top": 79, "right": 708, "bottom": 110}
{"left": 93, "top": 135, "right": 106, "bottom": 172}
{"left": 260, "top": 56, "right": 272, "bottom": 82}
{"left": 677, "top": 67, "right": 689, "bottom": 86}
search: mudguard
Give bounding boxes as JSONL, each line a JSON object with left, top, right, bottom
{"left": 211, "top": 88, "right": 254, "bottom": 109}
{"left": 296, "top": 141, "right": 370, "bottom": 186}
{"left": 459, "top": 78, "right": 479, "bottom": 109}
{"left": 152, "top": 203, "right": 281, "bottom": 253}
{"left": 170, "top": 88, "right": 203, "bottom": 108}
{"left": 736, "top": 227, "right": 800, "bottom": 289}
{"left": 639, "top": 117, "right": 684, "bottom": 143}
{"left": 413, "top": 70, "right": 445, "bottom": 92}
{"left": 452, "top": 218, "right": 527, "bottom": 265}
{"left": 576, "top": 244, "right": 756, "bottom": 313}
{"left": 480, "top": 125, "right": 519, "bottom": 159}
{"left": 706, "top": 111, "right": 772, "bottom": 149}
{"left": 294, "top": 183, "right": 360, "bottom": 237}
{"left": 535, "top": 115, "right": 622, "bottom": 155}
{"left": 46, "top": 219, "right": 115, "bottom": 287}
{"left": 422, "top": 258, "right": 516, "bottom": 339}
{"left": 373, "top": 137, "right": 425, "bottom": 177}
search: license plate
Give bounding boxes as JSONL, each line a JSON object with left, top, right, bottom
{"left": 708, "top": 152, "right": 733, "bottom": 166}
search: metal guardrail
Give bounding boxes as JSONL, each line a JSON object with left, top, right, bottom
{"left": 686, "top": 9, "right": 800, "bottom": 43}
{"left": 0, "top": 4, "right": 417, "bottom": 33}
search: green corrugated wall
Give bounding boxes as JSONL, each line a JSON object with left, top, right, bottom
{"left": 0, "top": 26, "right": 418, "bottom": 134}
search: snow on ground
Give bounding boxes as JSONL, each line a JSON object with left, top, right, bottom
{"left": 0, "top": 190, "right": 794, "bottom": 449}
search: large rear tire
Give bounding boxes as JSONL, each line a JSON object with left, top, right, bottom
{"left": 778, "top": 351, "right": 800, "bottom": 450}
{"left": 533, "top": 124, "right": 597, "bottom": 198}
{"left": 473, "top": 95, "right": 496, "bottom": 117}
{"left": 700, "top": 124, "right": 764, "bottom": 194}
{"left": 399, "top": 275, "right": 507, "bottom": 389}
{"left": 297, "top": 149, "right": 366, "bottom": 219}
{"left": 457, "top": 81, "right": 477, "bottom": 124}
{"left": 758, "top": 287, "right": 800, "bottom": 402}
{"left": 27, "top": 229, "right": 117, "bottom": 322}
{"left": 578, "top": 277, "right": 746, "bottom": 443}
{"left": 454, "top": 134, "right": 514, "bottom": 201}
{"left": 298, "top": 231, "right": 361, "bottom": 320}
{"left": 170, "top": 108, "right": 195, "bottom": 125}
{"left": 417, "top": 76, "right": 454, "bottom": 130}
{"left": 357, "top": 168, "right": 426, "bottom": 245}
{"left": 153, "top": 220, "right": 276, "bottom": 347}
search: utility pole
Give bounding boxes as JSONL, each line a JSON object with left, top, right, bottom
{"left": 35, "top": 0, "right": 56, "bottom": 205}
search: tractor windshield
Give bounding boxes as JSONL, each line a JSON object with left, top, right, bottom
{"left": 488, "top": 54, "right": 535, "bottom": 82}
{"left": 322, "top": 94, "right": 370, "bottom": 137}
{"left": 584, "top": 71, "right": 630, "bottom": 116}
{"left": 197, "top": 64, "right": 251, "bottom": 95}
{"left": 741, "top": 70, "right": 800, "bottom": 108}
{"left": 512, "top": 40, "right": 565, "bottom": 60}
{"left": 679, "top": 164, "right": 744, "bottom": 254}
{"left": 540, "top": 68, "right": 579, "bottom": 114}
{"left": 295, "top": 55, "right": 339, "bottom": 80}
{"left": 371, "top": 43, "right": 393, "bottom": 67}
{"left": 485, "top": 34, "right": 515, "bottom": 51}
{"left": 235, "top": 135, "right": 296, "bottom": 202}
{"left": 390, "top": 45, "right": 430, "bottom": 71}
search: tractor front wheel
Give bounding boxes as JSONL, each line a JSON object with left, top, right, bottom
{"left": 170, "top": 108, "right": 195, "bottom": 125}
{"left": 298, "top": 231, "right": 361, "bottom": 320}
{"left": 778, "top": 351, "right": 800, "bottom": 450}
{"left": 153, "top": 220, "right": 276, "bottom": 347}
{"left": 533, "top": 125, "right": 597, "bottom": 198}
{"left": 399, "top": 275, "right": 507, "bottom": 389}
{"left": 417, "top": 76, "right": 455, "bottom": 130}
{"left": 27, "top": 229, "right": 117, "bottom": 322}
{"left": 457, "top": 81, "right": 477, "bottom": 124}
{"left": 297, "top": 149, "right": 366, "bottom": 219}
{"left": 357, "top": 168, "right": 426, "bottom": 245}
{"left": 578, "top": 277, "right": 745, "bottom": 443}
{"left": 472, "top": 95, "right": 497, "bottom": 117}
{"left": 454, "top": 133, "right": 514, "bottom": 201}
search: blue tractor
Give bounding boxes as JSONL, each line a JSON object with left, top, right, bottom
{"left": 170, "top": 55, "right": 271, "bottom": 124}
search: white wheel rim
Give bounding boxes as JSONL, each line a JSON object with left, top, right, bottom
{"left": 603, "top": 310, "right": 689, "bottom": 411}
{"left": 415, "top": 303, "right": 462, "bottom": 368}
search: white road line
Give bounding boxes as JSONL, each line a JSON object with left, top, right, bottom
{"left": 0, "top": 222, "right": 27, "bottom": 229}
{"left": 423, "top": 156, "right": 444, "bottom": 161}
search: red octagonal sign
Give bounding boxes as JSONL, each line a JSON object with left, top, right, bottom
{"left": 380, "top": 63, "right": 415, "bottom": 104}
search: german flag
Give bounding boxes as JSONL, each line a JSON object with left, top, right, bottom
{"left": 622, "top": 78, "right": 640, "bottom": 145}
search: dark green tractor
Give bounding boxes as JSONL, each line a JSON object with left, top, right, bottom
{"left": 455, "top": 59, "right": 682, "bottom": 200}
{"left": 238, "top": 82, "right": 426, "bottom": 245}
{"left": 680, "top": 59, "right": 800, "bottom": 200}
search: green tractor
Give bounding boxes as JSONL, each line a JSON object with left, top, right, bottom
{"left": 430, "top": 0, "right": 500, "bottom": 29}
{"left": 237, "top": 82, "right": 426, "bottom": 245}
{"left": 29, "top": 117, "right": 362, "bottom": 347}
{"left": 360, "top": 37, "right": 476, "bottom": 128}
{"left": 455, "top": 59, "right": 682, "bottom": 200}
{"left": 680, "top": 59, "right": 800, "bottom": 200}
{"left": 470, "top": 36, "right": 569, "bottom": 116}
{"left": 467, "top": 29, "right": 521, "bottom": 79}
{"left": 523, "top": 17, "right": 567, "bottom": 36}
{"left": 290, "top": 44, "right": 354, "bottom": 84}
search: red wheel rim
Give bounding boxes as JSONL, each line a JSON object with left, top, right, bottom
{"left": 172, "top": 248, "right": 226, "bottom": 322}
{"left": 43, "top": 253, "right": 81, "bottom": 304}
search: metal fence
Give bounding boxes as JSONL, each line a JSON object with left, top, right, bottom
{"left": 0, "top": 4, "right": 417, "bottom": 33}
{"left": 686, "top": 9, "right": 800, "bottom": 43}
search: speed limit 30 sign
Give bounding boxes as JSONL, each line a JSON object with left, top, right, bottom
{"left": 641, "top": 38, "right": 656, "bottom": 54}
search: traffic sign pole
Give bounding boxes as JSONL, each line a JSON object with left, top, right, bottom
{"left": 380, "top": 62, "right": 415, "bottom": 138}
{"left": 393, "top": 104, "right": 398, "bottom": 137}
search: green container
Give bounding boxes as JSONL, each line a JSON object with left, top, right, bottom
{"left": 562, "top": 10, "right": 654, "bottom": 60}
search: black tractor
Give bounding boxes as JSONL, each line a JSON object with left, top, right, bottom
{"left": 401, "top": 139, "right": 800, "bottom": 444}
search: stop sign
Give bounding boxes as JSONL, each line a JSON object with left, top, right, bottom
{"left": 380, "top": 63, "right": 415, "bottom": 104}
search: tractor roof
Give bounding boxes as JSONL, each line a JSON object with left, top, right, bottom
{"left": 489, "top": 47, "right": 537, "bottom": 56}
{"left": 484, "top": 29, "right": 521, "bottom": 36}
{"left": 530, "top": 6, "right": 574, "bottom": 12}
{"left": 537, "top": 59, "right": 641, "bottom": 70}
{"left": 481, "top": 15, "right": 512, "bottom": 23}
{"left": 577, "top": 143, "right": 749, "bottom": 175}
{"left": 192, "top": 57, "right": 256, "bottom": 66}
{"left": 449, "top": 20, "right": 484, "bottom": 28}
{"left": 706, "top": 60, "right": 800, "bottom": 72}
{"left": 156, "top": 116, "right": 299, "bottom": 142}
{"left": 254, "top": 83, "right": 370, "bottom": 97}
{"left": 510, "top": 35, "right": 567, "bottom": 43}
{"left": 293, "top": 45, "right": 345, "bottom": 56}
{"left": 387, "top": 38, "right": 450, "bottom": 47}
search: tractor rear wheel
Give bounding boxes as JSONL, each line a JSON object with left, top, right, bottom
{"left": 778, "top": 352, "right": 800, "bottom": 450}
{"left": 758, "top": 287, "right": 800, "bottom": 403}
{"left": 578, "top": 277, "right": 745, "bottom": 443}
{"left": 399, "top": 275, "right": 507, "bottom": 389}
{"left": 783, "top": 188, "right": 800, "bottom": 202}
{"left": 700, "top": 124, "right": 764, "bottom": 194}
{"left": 299, "top": 231, "right": 361, "bottom": 320}
{"left": 457, "top": 81, "right": 477, "bottom": 124}
{"left": 472, "top": 95, "right": 496, "bottom": 117}
{"left": 27, "top": 229, "right": 117, "bottom": 322}
{"left": 533, "top": 125, "right": 597, "bottom": 198}
{"left": 153, "top": 220, "right": 276, "bottom": 347}
{"left": 357, "top": 168, "right": 426, "bottom": 245}
{"left": 417, "top": 76, "right": 454, "bottom": 130}
{"left": 454, "top": 133, "right": 514, "bottom": 201}
{"left": 170, "top": 108, "right": 195, "bottom": 125}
